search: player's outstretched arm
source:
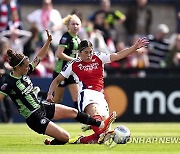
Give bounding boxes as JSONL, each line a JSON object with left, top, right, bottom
{"left": 110, "top": 37, "right": 149, "bottom": 62}
{"left": 31, "top": 30, "right": 52, "bottom": 68}
{"left": 47, "top": 74, "right": 66, "bottom": 102}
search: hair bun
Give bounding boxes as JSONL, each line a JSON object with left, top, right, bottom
{"left": 7, "top": 49, "right": 16, "bottom": 58}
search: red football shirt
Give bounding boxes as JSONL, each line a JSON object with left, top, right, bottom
{"left": 61, "top": 52, "right": 111, "bottom": 92}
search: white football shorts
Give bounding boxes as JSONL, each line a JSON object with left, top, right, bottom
{"left": 78, "top": 89, "right": 109, "bottom": 117}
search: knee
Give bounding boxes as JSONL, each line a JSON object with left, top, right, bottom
{"left": 60, "top": 131, "right": 70, "bottom": 143}
{"left": 71, "top": 108, "right": 78, "bottom": 118}
{"left": 64, "top": 132, "right": 70, "bottom": 142}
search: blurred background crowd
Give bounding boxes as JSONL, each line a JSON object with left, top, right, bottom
{"left": 0, "top": 0, "right": 180, "bottom": 122}
{"left": 0, "top": 0, "right": 180, "bottom": 78}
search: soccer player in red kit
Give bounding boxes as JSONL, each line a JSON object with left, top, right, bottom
{"left": 47, "top": 38, "right": 148, "bottom": 144}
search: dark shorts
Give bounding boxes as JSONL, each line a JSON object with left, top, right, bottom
{"left": 26, "top": 102, "right": 55, "bottom": 134}
{"left": 53, "top": 71, "right": 77, "bottom": 87}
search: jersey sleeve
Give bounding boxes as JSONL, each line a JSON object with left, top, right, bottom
{"left": 96, "top": 52, "right": 111, "bottom": 64}
{"left": 59, "top": 34, "right": 69, "bottom": 48}
{"left": 60, "top": 60, "right": 73, "bottom": 78}
{"left": 27, "top": 63, "right": 34, "bottom": 75}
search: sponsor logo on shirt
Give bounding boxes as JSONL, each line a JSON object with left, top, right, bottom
{"left": 15, "top": 75, "right": 33, "bottom": 95}
{"left": 78, "top": 63, "right": 99, "bottom": 71}
{"left": 22, "top": 82, "right": 33, "bottom": 95}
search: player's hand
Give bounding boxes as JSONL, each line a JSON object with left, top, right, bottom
{"left": 45, "top": 29, "right": 52, "bottom": 42}
{"left": 46, "top": 94, "right": 54, "bottom": 103}
{"left": 134, "top": 37, "right": 149, "bottom": 50}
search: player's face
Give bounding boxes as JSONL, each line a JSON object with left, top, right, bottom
{"left": 19, "top": 58, "right": 30, "bottom": 75}
{"left": 68, "top": 18, "right": 81, "bottom": 35}
{"left": 79, "top": 47, "right": 93, "bottom": 62}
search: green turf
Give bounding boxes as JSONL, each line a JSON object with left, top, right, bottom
{"left": 0, "top": 123, "right": 179, "bottom": 154}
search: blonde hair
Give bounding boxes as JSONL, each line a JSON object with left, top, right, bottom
{"left": 62, "top": 14, "right": 81, "bottom": 27}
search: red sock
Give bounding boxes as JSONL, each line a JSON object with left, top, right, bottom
{"left": 80, "top": 133, "right": 99, "bottom": 144}
{"left": 91, "top": 115, "right": 102, "bottom": 135}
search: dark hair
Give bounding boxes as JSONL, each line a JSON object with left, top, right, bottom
{"left": 6, "top": 49, "right": 25, "bottom": 68}
{"left": 78, "top": 40, "right": 93, "bottom": 52}
{"left": 71, "top": 9, "right": 83, "bottom": 21}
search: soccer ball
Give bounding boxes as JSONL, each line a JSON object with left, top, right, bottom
{"left": 113, "top": 125, "right": 131, "bottom": 144}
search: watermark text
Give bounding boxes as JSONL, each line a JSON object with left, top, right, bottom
{"left": 127, "top": 136, "right": 180, "bottom": 144}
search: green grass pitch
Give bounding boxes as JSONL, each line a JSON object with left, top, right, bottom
{"left": 0, "top": 123, "right": 179, "bottom": 154}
